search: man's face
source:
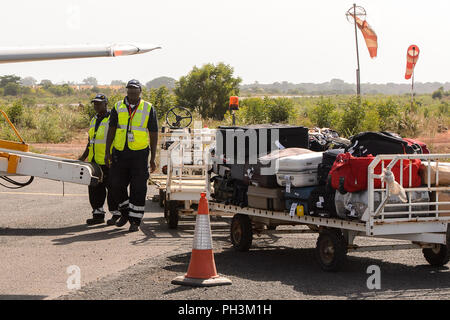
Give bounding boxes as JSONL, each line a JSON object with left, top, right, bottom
{"left": 93, "top": 101, "right": 107, "bottom": 114}
{"left": 127, "top": 87, "right": 141, "bottom": 101}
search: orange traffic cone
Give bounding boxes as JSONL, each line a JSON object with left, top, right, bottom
{"left": 171, "top": 192, "right": 232, "bottom": 287}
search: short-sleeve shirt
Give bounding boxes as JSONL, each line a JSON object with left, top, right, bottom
{"left": 109, "top": 97, "right": 158, "bottom": 155}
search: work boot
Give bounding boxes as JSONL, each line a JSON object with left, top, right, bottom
{"left": 128, "top": 219, "right": 141, "bottom": 232}
{"left": 106, "top": 215, "right": 120, "bottom": 226}
{"left": 115, "top": 212, "right": 129, "bottom": 227}
{"left": 86, "top": 214, "right": 105, "bottom": 225}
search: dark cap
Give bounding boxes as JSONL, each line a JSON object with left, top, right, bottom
{"left": 91, "top": 93, "right": 108, "bottom": 103}
{"left": 126, "top": 79, "right": 142, "bottom": 89}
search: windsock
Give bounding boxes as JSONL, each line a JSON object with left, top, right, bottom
{"left": 350, "top": 13, "right": 378, "bottom": 58}
{"left": 405, "top": 45, "right": 420, "bottom": 80}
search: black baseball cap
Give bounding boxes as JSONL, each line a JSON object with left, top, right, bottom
{"left": 126, "top": 79, "right": 142, "bottom": 89}
{"left": 91, "top": 93, "right": 108, "bottom": 103}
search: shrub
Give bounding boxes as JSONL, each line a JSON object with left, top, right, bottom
{"left": 309, "top": 98, "right": 337, "bottom": 128}
{"left": 376, "top": 98, "right": 400, "bottom": 131}
{"left": 240, "top": 97, "right": 267, "bottom": 124}
{"left": 266, "top": 97, "right": 295, "bottom": 123}
{"left": 6, "top": 100, "right": 24, "bottom": 124}
{"left": 339, "top": 97, "right": 366, "bottom": 136}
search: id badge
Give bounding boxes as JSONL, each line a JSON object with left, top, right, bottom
{"left": 127, "top": 132, "right": 135, "bottom": 142}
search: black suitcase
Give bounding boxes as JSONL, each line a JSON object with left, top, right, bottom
{"left": 211, "top": 175, "right": 234, "bottom": 203}
{"left": 230, "top": 164, "right": 253, "bottom": 185}
{"left": 247, "top": 162, "right": 279, "bottom": 188}
{"left": 317, "top": 148, "right": 345, "bottom": 185}
{"left": 216, "top": 125, "right": 309, "bottom": 165}
{"left": 307, "top": 185, "right": 337, "bottom": 218}
{"left": 231, "top": 181, "right": 248, "bottom": 207}
{"left": 346, "top": 131, "right": 419, "bottom": 157}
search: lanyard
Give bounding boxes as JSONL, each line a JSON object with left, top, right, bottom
{"left": 127, "top": 100, "right": 140, "bottom": 132}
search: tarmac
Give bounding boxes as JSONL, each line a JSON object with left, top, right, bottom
{"left": 1, "top": 177, "right": 450, "bottom": 300}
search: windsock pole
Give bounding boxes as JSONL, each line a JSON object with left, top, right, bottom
{"left": 353, "top": 3, "right": 361, "bottom": 98}
{"left": 411, "top": 47, "right": 416, "bottom": 109}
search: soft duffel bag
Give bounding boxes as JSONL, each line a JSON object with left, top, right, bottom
{"left": 329, "top": 152, "right": 422, "bottom": 193}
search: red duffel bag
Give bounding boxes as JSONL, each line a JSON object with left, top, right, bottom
{"left": 329, "top": 152, "right": 422, "bottom": 193}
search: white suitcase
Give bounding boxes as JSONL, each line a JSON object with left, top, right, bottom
{"left": 276, "top": 152, "right": 323, "bottom": 172}
{"left": 276, "top": 170, "right": 319, "bottom": 188}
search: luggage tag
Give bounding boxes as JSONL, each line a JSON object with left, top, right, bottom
{"left": 289, "top": 203, "right": 297, "bottom": 217}
{"left": 275, "top": 140, "right": 285, "bottom": 150}
{"left": 296, "top": 205, "right": 304, "bottom": 217}
{"left": 285, "top": 175, "right": 291, "bottom": 193}
{"left": 316, "top": 196, "right": 325, "bottom": 209}
{"left": 127, "top": 131, "right": 135, "bottom": 142}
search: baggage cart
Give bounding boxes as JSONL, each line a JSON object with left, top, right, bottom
{"left": 207, "top": 153, "right": 450, "bottom": 271}
{"left": 151, "top": 127, "right": 233, "bottom": 228}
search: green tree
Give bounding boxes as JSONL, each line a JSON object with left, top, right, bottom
{"left": 0, "top": 75, "right": 20, "bottom": 88}
{"left": 144, "top": 86, "right": 176, "bottom": 120}
{"left": 432, "top": 87, "right": 444, "bottom": 100}
{"left": 174, "top": 63, "right": 242, "bottom": 120}
{"left": 40, "top": 79, "right": 53, "bottom": 89}
{"left": 83, "top": 77, "right": 98, "bottom": 86}
{"left": 4, "top": 82, "right": 20, "bottom": 96}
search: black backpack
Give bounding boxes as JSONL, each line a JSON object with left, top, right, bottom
{"left": 346, "top": 131, "right": 421, "bottom": 157}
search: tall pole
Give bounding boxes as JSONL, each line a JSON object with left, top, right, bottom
{"left": 353, "top": 3, "right": 361, "bottom": 97}
{"left": 411, "top": 47, "right": 416, "bottom": 109}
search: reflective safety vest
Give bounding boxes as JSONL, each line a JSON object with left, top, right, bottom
{"left": 88, "top": 114, "right": 111, "bottom": 165}
{"left": 114, "top": 99, "right": 152, "bottom": 151}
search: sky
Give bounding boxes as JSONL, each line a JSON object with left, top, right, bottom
{"left": 1, "top": 0, "right": 449, "bottom": 85}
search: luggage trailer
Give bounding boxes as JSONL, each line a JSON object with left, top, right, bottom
{"left": 207, "top": 153, "right": 450, "bottom": 272}
{"left": 151, "top": 129, "right": 231, "bottom": 228}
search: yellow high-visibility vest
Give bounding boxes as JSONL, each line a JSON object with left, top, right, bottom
{"left": 113, "top": 99, "right": 151, "bottom": 151}
{"left": 88, "top": 114, "right": 111, "bottom": 165}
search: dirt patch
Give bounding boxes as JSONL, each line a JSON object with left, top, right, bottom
{"left": 31, "top": 130, "right": 87, "bottom": 159}
{"left": 416, "top": 130, "right": 450, "bottom": 154}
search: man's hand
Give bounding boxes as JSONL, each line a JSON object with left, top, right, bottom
{"left": 105, "top": 152, "right": 113, "bottom": 168}
{"left": 150, "top": 159, "right": 156, "bottom": 173}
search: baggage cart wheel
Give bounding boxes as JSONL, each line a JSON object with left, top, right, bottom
{"left": 422, "top": 244, "right": 449, "bottom": 267}
{"left": 231, "top": 214, "right": 253, "bottom": 252}
{"left": 166, "top": 200, "right": 179, "bottom": 229}
{"left": 315, "top": 229, "right": 348, "bottom": 272}
{"left": 159, "top": 189, "right": 165, "bottom": 208}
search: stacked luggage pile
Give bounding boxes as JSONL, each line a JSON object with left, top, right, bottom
{"left": 210, "top": 127, "right": 449, "bottom": 221}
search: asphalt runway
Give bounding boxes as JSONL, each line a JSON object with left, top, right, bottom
{"left": 1, "top": 177, "right": 449, "bottom": 300}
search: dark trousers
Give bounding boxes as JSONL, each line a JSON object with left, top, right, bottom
{"left": 88, "top": 165, "right": 120, "bottom": 217}
{"left": 110, "top": 148, "right": 149, "bottom": 223}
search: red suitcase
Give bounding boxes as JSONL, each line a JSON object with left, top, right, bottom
{"left": 329, "top": 153, "right": 422, "bottom": 193}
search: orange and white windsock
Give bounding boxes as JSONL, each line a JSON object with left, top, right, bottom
{"left": 350, "top": 13, "right": 378, "bottom": 58}
{"left": 405, "top": 45, "right": 420, "bottom": 80}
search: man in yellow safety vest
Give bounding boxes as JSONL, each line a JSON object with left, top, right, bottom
{"left": 105, "top": 80, "right": 158, "bottom": 232}
{"left": 79, "top": 93, "right": 120, "bottom": 225}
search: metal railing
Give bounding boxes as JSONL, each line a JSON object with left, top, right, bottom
{"left": 165, "top": 131, "right": 215, "bottom": 196}
{"left": 367, "top": 154, "right": 450, "bottom": 223}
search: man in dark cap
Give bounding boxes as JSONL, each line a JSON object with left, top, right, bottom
{"left": 79, "top": 93, "right": 121, "bottom": 225}
{"left": 105, "top": 80, "right": 158, "bottom": 232}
